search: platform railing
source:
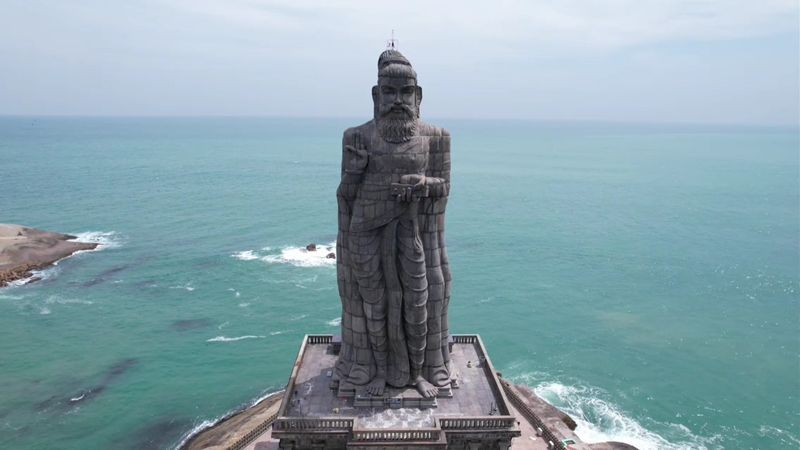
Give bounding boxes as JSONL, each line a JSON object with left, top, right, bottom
{"left": 351, "top": 428, "right": 441, "bottom": 441}
{"left": 272, "top": 417, "right": 354, "bottom": 432}
{"left": 439, "top": 416, "right": 517, "bottom": 430}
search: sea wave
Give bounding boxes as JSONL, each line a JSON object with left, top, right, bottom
{"left": 172, "top": 390, "right": 283, "bottom": 450}
{"left": 528, "top": 380, "right": 717, "bottom": 450}
{"left": 231, "top": 242, "right": 336, "bottom": 268}
{"left": 45, "top": 295, "right": 93, "bottom": 305}
{"left": 506, "top": 370, "right": 717, "bottom": 450}
{"left": 206, "top": 335, "right": 265, "bottom": 343}
{"left": 4, "top": 265, "right": 60, "bottom": 288}
{"left": 327, "top": 317, "right": 342, "bottom": 327}
{"left": 758, "top": 425, "right": 800, "bottom": 447}
{"left": 231, "top": 250, "right": 259, "bottom": 261}
{"left": 69, "top": 230, "right": 123, "bottom": 250}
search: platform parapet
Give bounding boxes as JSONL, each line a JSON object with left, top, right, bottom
{"left": 272, "top": 334, "right": 521, "bottom": 449}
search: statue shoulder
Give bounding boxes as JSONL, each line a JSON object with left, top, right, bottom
{"left": 417, "top": 121, "right": 450, "bottom": 138}
{"left": 343, "top": 121, "right": 374, "bottom": 141}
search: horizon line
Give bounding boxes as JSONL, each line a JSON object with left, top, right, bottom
{"left": 0, "top": 114, "right": 797, "bottom": 129}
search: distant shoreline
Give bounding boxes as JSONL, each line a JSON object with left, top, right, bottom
{"left": 0, "top": 224, "right": 99, "bottom": 288}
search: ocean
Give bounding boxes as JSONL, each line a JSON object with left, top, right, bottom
{"left": 0, "top": 117, "right": 797, "bottom": 449}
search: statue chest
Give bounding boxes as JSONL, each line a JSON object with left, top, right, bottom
{"left": 367, "top": 137, "right": 429, "bottom": 175}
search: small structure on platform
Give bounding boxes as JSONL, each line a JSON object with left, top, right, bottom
{"left": 272, "top": 335, "right": 521, "bottom": 449}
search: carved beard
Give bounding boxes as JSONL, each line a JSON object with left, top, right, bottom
{"left": 376, "top": 105, "right": 419, "bottom": 143}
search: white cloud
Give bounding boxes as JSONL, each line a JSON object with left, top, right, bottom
{"left": 164, "top": 0, "right": 798, "bottom": 51}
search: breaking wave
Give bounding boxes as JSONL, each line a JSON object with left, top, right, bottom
{"left": 4, "top": 265, "right": 60, "bottom": 288}
{"left": 45, "top": 295, "right": 93, "bottom": 305}
{"left": 231, "top": 250, "right": 258, "bottom": 261}
{"left": 510, "top": 372, "right": 718, "bottom": 450}
{"left": 206, "top": 335, "right": 265, "bottom": 343}
{"left": 172, "top": 390, "right": 283, "bottom": 450}
{"left": 231, "top": 242, "right": 336, "bottom": 268}
{"left": 69, "top": 231, "right": 123, "bottom": 250}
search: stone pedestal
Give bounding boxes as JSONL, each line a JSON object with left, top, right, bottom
{"left": 271, "top": 335, "right": 520, "bottom": 450}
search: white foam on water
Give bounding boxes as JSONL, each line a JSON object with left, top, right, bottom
{"left": 69, "top": 230, "right": 123, "bottom": 250}
{"left": 39, "top": 307, "right": 51, "bottom": 315}
{"left": 269, "top": 331, "right": 284, "bottom": 336}
{"left": 327, "top": 317, "right": 342, "bottom": 327}
{"left": 231, "top": 250, "right": 259, "bottom": 261}
{"left": 170, "top": 283, "right": 195, "bottom": 292}
{"left": 529, "top": 380, "right": 717, "bottom": 450}
{"left": 173, "top": 419, "right": 217, "bottom": 450}
{"left": 173, "top": 390, "right": 284, "bottom": 450}
{"left": 260, "top": 242, "right": 336, "bottom": 268}
{"left": 4, "top": 266, "right": 61, "bottom": 289}
{"left": 206, "top": 335, "right": 265, "bottom": 343}
{"left": 45, "top": 295, "right": 93, "bottom": 305}
{"left": 759, "top": 425, "right": 800, "bottom": 447}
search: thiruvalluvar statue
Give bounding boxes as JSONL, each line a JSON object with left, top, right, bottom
{"left": 335, "top": 49, "right": 452, "bottom": 398}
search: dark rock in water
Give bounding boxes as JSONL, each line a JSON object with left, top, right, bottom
{"left": 34, "top": 358, "right": 139, "bottom": 412}
{"left": 82, "top": 265, "right": 129, "bottom": 287}
{"left": 108, "top": 358, "right": 138, "bottom": 377}
{"left": 130, "top": 417, "right": 192, "bottom": 450}
{"left": 306, "top": 243, "right": 317, "bottom": 251}
{"left": 34, "top": 395, "right": 60, "bottom": 412}
{"left": 326, "top": 252, "right": 336, "bottom": 259}
{"left": 171, "top": 319, "right": 213, "bottom": 332}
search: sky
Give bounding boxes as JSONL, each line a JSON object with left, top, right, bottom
{"left": 1, "top": 0, "right": 798, "bottom": 125}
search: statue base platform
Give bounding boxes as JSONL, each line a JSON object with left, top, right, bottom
{"left": 333, "top": 378, "right": 453, "bottom": 408}
{"left": 272, "top": 334, "right": 520, "bottom": 449}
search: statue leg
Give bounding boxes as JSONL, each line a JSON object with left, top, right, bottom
{"left": 422, "top": 242, "right": 450, "bottom": 388}
{"left": 398, "top": 217, "right": 438, "bottom": 397}
{"left": 350, "top": 229, "right": 388, "bottom": 393}
{"left": 335, "top": 237, "right": 356, "bottom": 380}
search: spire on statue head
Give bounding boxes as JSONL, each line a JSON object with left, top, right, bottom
{"left": 378, "top": 30, "right": 416, "bottom": 80}
{"left": 386, "top": 29, "right": 398, "bottom": 50}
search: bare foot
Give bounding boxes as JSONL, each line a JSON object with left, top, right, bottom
{"left": 347, "top": 363, "right": 370, "bottom": 385}
{"left": 414, "top": 375, "right": 439, "bottom": 398}
{"left": 366, "top": 377, "right": 386, "bottom": 396}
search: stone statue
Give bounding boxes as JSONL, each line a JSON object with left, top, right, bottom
{"left": 335, "top": 49, "right": 452, "bottom": 399}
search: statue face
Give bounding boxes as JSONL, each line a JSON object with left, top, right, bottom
{"left": 376, "top": 77, "right": 419, "bottom": 120}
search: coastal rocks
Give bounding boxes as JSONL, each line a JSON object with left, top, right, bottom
{"left": 306, "top": 243, "right": 317, "bottom": 251}
{"left": 326, "top": 252, "right": 336, "bottom": 259}
{"left": 511, "top": 382, "right": 578, "bottom": 430}
{"left": 0, "top": 224, "right": 99, "bottom": 288}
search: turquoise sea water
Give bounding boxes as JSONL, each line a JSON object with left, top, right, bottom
{"left": 0, "top": 117, "right": 797, "bottom": 449}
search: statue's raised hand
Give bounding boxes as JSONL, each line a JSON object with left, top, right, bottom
{"left": 344, "top": 133, "right": 368, "bottom": 174}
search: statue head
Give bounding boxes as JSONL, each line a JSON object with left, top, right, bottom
{"left": 373, "top": 49, "right": 423, "bottom": 143}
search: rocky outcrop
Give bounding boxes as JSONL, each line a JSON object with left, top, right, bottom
{"left": 0, "top": 224, "right": 98, "bottom": 288}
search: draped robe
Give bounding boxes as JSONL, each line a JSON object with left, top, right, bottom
{"left": 335, "top": 119, "right": 452, "bottom": 389}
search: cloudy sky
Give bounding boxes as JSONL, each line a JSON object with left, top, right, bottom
{"left": 2, "top": 0, "right": 798, "bottom": 125}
